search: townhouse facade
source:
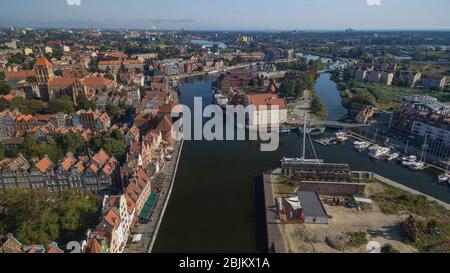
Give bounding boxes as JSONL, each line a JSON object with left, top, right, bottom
{"left": 0, "top": 150, "right": 120, "bottom": 193}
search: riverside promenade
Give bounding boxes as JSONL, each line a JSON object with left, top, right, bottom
{"left": 124, "top": 139, "right": 184, "bottom": 253}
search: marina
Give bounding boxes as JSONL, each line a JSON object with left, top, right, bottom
{"left": 154, "top": 72, "right": 450, "bottom": 253}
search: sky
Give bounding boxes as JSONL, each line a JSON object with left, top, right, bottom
{"left": 0, "top": 0, "right": 450, "bottom": 31}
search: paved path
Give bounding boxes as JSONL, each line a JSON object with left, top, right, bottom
{"left": 124, "top": 140, "right": 184, "bottom": 253}
{"left": 373, "top": 173, "right": 450, "bottom": 210}
{"left": 263, "top": 172, "right": 288, "bottom": 253}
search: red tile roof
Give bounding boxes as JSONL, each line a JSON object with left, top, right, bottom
{"left": 5, "top": 70, "right": 36, "bottom": 80}
{"left": 35, "top": 57, "right": 53, "bottom": 67}
{"left": 48, "top": 77, "right": 78, "bottom": 87}
{"left": 35, "top": 156, "right": 54, "bottom": 173}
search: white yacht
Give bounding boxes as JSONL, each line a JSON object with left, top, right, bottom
{"left": 353, "top": 141, "right": 370, "bottom": 151}
{"left": 368, "top": 146, "right": 391, "bottom": 159}
{"left": 385, "top": 153, "right": 400, "bottom": 161}
{"left": 409, "top": 161, "right": 425, "bottom": 171}
{"left": 401, "top": 156, "right": 417, "bottom": 167}
{"left": 335, "top": 131, "right": 349, "bottom": 142}
{"left": 438, "top": 160, "right": 450, "bottom": 183}
{"left": 409, "top": 136, "right": 428, "bottom": 171}
{"left": 438, "top": 172, "right": 450, "bottom": 183}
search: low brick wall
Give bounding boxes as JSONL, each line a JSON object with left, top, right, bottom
{"left": 298, "top": 181, "right": 366, "bottom": 197}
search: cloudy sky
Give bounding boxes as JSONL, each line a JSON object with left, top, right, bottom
{"left": 0, "top": 0, "right": 449, "bottom": 30}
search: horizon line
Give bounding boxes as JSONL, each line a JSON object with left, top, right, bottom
{"left": 2, "top": 26, "right": 450, "bottom": 33}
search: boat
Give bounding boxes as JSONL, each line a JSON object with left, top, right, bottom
{"left": 335, "top": 131, "right": 349, "bottom": 142}
{"left": 278, "top": 126, "right": 291, "bottom": 134}
{"left": 353, "top": 141, "right": 370, "bottom": 151}
{"left": 385, "top": 153, "right": 400, "bottom": 161}
{"left": 409, "top": 161, "right": 425, "bottom": 171}
{"left": 409, "top": 136, "right": 428, "bottom": 171}
{"left": 368, "top": 146, "right": 391, "bottom": 159}
{"left": 213, "top": 94, "right": 229, "bottom": 109}
{"left": 401, "top": 156, "right": 417, "bottom": 167}
{"left": 438, "top": 172, "right": 450, "bottom": 183}
{"left": 438, "top": 160, "right": 450, "bottom": 183}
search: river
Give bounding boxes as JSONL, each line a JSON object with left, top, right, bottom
{"left": 153, "top": 72, "right": 450, "bottom": 253}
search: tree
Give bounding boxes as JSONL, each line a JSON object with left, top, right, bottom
{"left": 0, "top": 142, "right": 5, "bottom": 160}
{"left": 0, "top": 188, "right": 101, "bottom": 245}
{"left": 0, "top": 82, "right": 11, "bottom": 95}
{"left": 10, "top": 97, "right": 45, "bottom": 114}
{"left": 76, "top": 93, "right": 95, "bottom": 111}
{"left": 53, "top": 132, "right": 87, "bottom": 157}
{"left": 20, "top": 135, "right": 64, "bottom": 163}
{"left": 111, "top": 128, "right": 124, "bottom": 142}
{"left": 103, "top": 139, "right": 127, "bottom": 162}
{"left": 26, "top": 76, "right": 37, "bottom": 84}
{"left": 48, "top": 96, "right": 75, "bottom": 114}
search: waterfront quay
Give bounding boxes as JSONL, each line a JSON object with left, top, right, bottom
{"left": 124, "top": 140, "right": 184, "bottom": 253}
{"left": 263, "top": 171, "right": 287, "bottom": 253}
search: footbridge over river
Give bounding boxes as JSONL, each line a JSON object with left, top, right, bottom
{"left": 318, "top": 120, "right": 371, "bottom": 129}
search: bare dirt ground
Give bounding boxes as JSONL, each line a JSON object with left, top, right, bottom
{"left": 281, "top": 183, "right": 418, "bottom": 253}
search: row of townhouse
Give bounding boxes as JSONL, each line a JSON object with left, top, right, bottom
{"left": 0, "top": 149, "right": 120, "bottom": 194}
{"left": 1, "top": 234, "right": 65, "bottom": 253}
{"left": 94, "top": 92, "right": 133, "bottom": 111}
{"left": 98, "top": 59, "right": 145, "bottom": 73}
{"left": 352, "top": 63, "right": 447, "bottom": 90}
{"left": 83, "top": 119, "right": 175, "bottom": 253}
{"left": 0, "top": 109, "right": 111, "bottom": 137}
{"left": 82, "top": 166, "right": 153, "bottom": 253}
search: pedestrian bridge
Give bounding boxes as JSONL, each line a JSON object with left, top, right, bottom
{"left": 318, "top": 120, "right": 370, "bottom": 129}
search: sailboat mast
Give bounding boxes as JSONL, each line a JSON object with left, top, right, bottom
{"left": 421, "top": 135, "right": 428, "bottom": 162}
{"left": 302, "top": 113, "right": 307, "bottom": 160}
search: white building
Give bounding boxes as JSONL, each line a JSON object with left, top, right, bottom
{"left": 128, "top": 88, "right": 141, "bottom": 108}
{"left": 245, "top": 94, "right": 288, "bottom": 128}
{"left": 411, "top": 121, "right": 450, "bottom": 145}
{"left": 95, "top": 195, "right": 135, "bottom": 253}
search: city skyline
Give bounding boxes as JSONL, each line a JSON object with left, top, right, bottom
{"left": 0, "top": 0, "right": 450, "bottom": 31}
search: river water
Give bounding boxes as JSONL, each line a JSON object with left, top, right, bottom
{"left": 153, "top": 73, "right": 450, "bottom": 253}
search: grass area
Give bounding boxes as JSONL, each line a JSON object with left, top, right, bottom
{"left": 371, "top": 183, "right": 450, "bottom": 218}
{"left": 346, "top": 232, "right": 369, "bottom": 248}
{"left": 371, "top": 182, "right": 450, "bottom": 252}
{"left": 275, "top": 176, "right": 300, "bottom": 194}
{"left": 350, "top": 82, "right": 450, "bottom": 111}
{"left": 414, "top": 219, "right": 450, "bottom": 253}
{"left": 310, "top": 90, "right": 327, "bottom": 120}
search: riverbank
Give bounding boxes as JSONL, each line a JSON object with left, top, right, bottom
{"left": 265, "top": 168, "right": 450, "bottom": 253}
{"left": 124, "top": 139, "right": 184, "bottom": 253}
{"left": 263, "top": 172, "right": 287, "bottom": 253}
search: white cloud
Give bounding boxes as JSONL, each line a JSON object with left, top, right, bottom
{"left": 66, "top": 0, "right": 81, "bottom": 6}
{"left": 366, "top": 0, "right": 382, "bottom": 6}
